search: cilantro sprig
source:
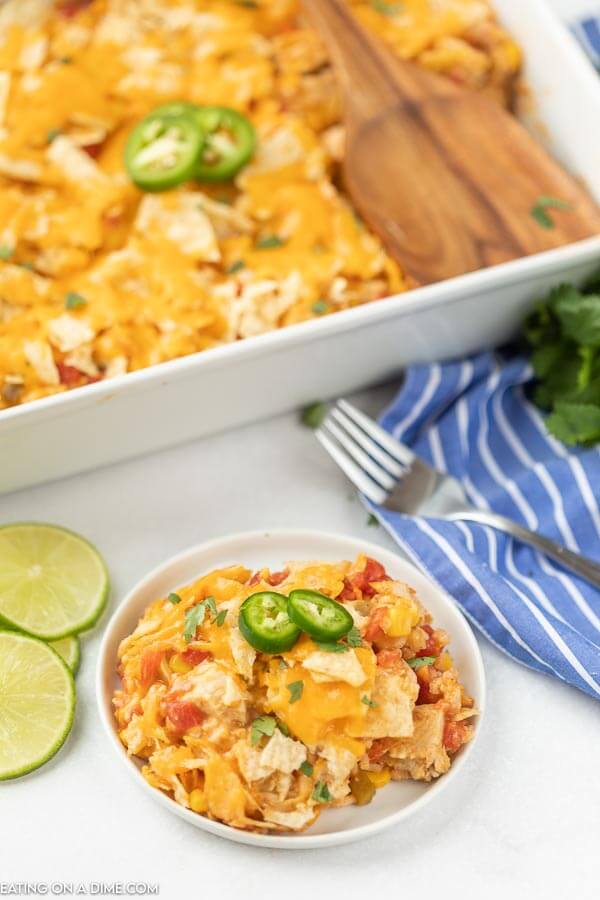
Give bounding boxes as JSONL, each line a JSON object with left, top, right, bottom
{"left": 287, "top": 680, "right": 304, "bottom": 704}
{"left": 315, "top": 625, "right": 362, "bottom": 653}
{"left": 530, "top": 195, "right": 571, "bottom": 230}
{"left": 407, "top": 656, "right": 436, "bottom": 670}
{"left": 312, "top": 781, "right": 332, "bottom": 803}
{"left": 250, "top": 715, "right": 289, "bottom": 745}
{"left": 183, "top": 596, "right": 218, "bottom": 642}
{"left": 524, "top": 278, "right": 600, "bottom": 445}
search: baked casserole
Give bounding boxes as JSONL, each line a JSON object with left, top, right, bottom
{"left": 114, "top": 554, "right": 477, "bottom": 833}
{"left": 0, "top": 0, "right": 521, "bottom": 409}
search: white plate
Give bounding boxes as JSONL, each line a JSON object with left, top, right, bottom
{"left": 96, "top": 529, "right": 485, "bottom": 849}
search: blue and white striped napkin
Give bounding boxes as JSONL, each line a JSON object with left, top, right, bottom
{"left": 572, "top": 14, "right": 600, "bottom": 69}
{"left": 369, "top": 353, "right": 600, "bottom": 700}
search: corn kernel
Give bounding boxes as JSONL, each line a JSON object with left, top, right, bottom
{"left": 189, "top": 789, "right": 208, "bottom": 813}
{"left": 436, "top": 652, "right": 453, "bottom": 672}
{"left": 387, "top": 600, "right": 420, "bottom": 637}
{"left": 170, "top": 653, "right": 193, "bottom": 675}
{"left": 366, "top": 769, "right": 391, "bottom": 788}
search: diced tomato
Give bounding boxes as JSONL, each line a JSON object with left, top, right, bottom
{"left": 376, "top": 649, "right": 403, "bottom": 669}
{"left": 342, "top": 557, "right": 389, "bottom": 600}
{"left": 57, "top": 362, "right": 84, "bottom": 386}
{"left": 180, "top": 648, "right": 210, "bottom": 667}
{"left": 416, "top": 624, "right": 443, "bottom": 658}
{"left": 415, "top": 664, "right": 434, "bottom": 704}
{"left": 140, "top": 649, "right": 165, "bottom": 688}
{"left": 364, "top": 607, "right": 388, "bottom": 643}
{"left": 248, "top": 568, "right": 288, "bottom": 587}
{"left": 267, "top": 569, "right": 288, "bottom": 586}
{"left": 443, "top": 721, "right": 469, "bottom": 754}
{"left": 57, "top": 0, "right": 93, "bottom": 16}
{"left": 82, "top": 142, "right": 103, "bottom": 159}
{"left": 57, "top": 362, "right": 102, "bottom": 387}
{"left": 368, "top": 738, "right": 394, "bottom": 762}
{"left": 336, "top": 577, "right": 356, "bottom": 602}
{"left": 164, "top": 700, "right": 204, "bottom": 736}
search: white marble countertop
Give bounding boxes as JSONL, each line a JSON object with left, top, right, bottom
{"left": 1, "top": 383, "right": 599, "bottom": 900}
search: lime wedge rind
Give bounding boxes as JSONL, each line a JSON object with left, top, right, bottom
{"left": 0, "top": 630, "right": 76, "bottom": 781}
{"left": 0, "top": 523, "right": 109, "bottom": 640}
{"left": 49, "top": 635, "right": 81, "bottom": 674}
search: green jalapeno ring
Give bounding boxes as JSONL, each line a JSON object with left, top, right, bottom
{"left": 193, "top": 105, "right": 257, "bottom": 183}
{"left": 239, "top": 591, "right": 301, "bottom": 654}
{"left": 124, "top": 110, "right": 205, "bottom": 192}
{"left": 287, "top": 590, "right": 354, "bottom": 642}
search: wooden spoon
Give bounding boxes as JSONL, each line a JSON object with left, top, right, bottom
{"left": 302, "top": 0, "right": 600, "bottom": 285}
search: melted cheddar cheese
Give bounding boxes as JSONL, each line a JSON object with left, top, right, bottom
{"left": 114, "top": 554, "right": 477, "bottom": 833}
{"left": 0, "top": 0, "right": 520, "bottom": 410}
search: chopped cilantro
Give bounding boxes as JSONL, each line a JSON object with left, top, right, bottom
{"left": 167, "top": 592, "right": 182, "bottom": 605}
{"left": 250, "top": 715, "right": 277, "bottom": 745}
{"left": 361, "top": 695, "right": 379, "bottom": 708}
{"left": 65, "top": 291, "right": 87, "bottom": 310}
{"left": 59, "top": 56, "right": 73, "bottom": 64}
{"left": 312, "top": 781, "right": 332, "bottom": 803}
{"left": 19, "top": 261, "right": 34, "bottom": 271}
{"left": 0, "top": 245, "right": 14, "bottom": 261}
{"left": 255, "top": 234, "right": 285, "bottom": 249}
{"left": 314, "top": 640, "right": 349, "bottom": 653}
{"left": 183, "top": 596, "right": 218, "bottom": 642}
{"left": 183, "top": 603, "right": 207, "bottom": 643}
{"left": 301, "top": 401, "right": 327, "bottom": 429}
{"left": 47, "top": 128, "right": 62, "bottom": 144}
{"left": 277, "top": 720, "right": 291, "bottom": 737}
{"left": 204, "top": 596, "right": 217, "bottom": 618}
{"left": 311, "top": 299, "right": 328, "bottom": 315}
{"left": 523, "top": 279, "right": 600, "bottom": 445}
{"left": 299, "top": 760, "right": 314, "bottom": 777}
{"left": 407, "top": 656, "right": 436, "bottom": 669}
{"left": 287, "top": 680, "right": 304, "bottom": 704}
{"left": 371, "top": 0, "right": 403, "bottom": 13}
{"left": 215, "top": 609, "right": 227, "bottom": 627}
{"left": 227, "top": 259, "right": 245, "bottom": 275}
{"left": 345, "top": 626, "right": 362, "bottom": 648}
{"left": 530, "top": 195, "right": 571, "bottom": 230}
{"left": 278, "top": 658, "right": 289, "bottom": 669}
{"left": 235, "top": 0, "right": 258, "bottom": 6}
{"left": 367, "top": 513, "right": 380, "bottom": 527}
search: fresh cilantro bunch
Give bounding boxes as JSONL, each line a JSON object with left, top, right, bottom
{"left": 524, "top": 277, "right": 600, "bottom": 446}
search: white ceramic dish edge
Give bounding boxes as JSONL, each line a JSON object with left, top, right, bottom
{"left": 96, "top": 529, "right": 486, "bottom": 849}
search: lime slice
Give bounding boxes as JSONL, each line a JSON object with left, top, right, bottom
{"left": 0, "top": 630, "right": 75, "bottom": 780}
{"left": 0, "top": 523, "right": 109, "bottom": 640}
{"left": 49, "top": 635, "right": 81, "bottom": 674}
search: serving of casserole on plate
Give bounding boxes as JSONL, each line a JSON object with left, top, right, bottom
{"left": 0, "top": 0, "right": 523, "bottom": 412}
{"left": 99, "top": 530, "right": 484, "bottom": 847}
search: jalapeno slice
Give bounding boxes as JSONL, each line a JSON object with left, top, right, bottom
{"left": 239, "top": 591, "right": 301, "bottom": 654}
{"left": 287, "top": 590, "right": 354, "bottom": 642}
{"left": 124, "top": 110, "right": 205, "bottom": 192}
{"left": 193, "top": 106, "right": 256, "bottom": 182}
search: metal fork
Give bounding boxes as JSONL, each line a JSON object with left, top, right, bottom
{"left": 316, "top": 399, "right": 600, "bottom": 589}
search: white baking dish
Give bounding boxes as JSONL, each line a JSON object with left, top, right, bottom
{"left": 2, "top": 0, "right": 600, "bottom": 495}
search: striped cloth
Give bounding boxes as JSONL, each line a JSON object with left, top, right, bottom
{"left": 370, "top": 353, "right": 600, "bottom": 700}
{"left": 572, "top": 14, "right": 600, "bottom": 69}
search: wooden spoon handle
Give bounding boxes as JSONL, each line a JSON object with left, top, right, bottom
{"left": 301, "top": 0, "right": 456, "bottom": 109}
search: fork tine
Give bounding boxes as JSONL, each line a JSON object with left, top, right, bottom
{"left": 322, "top": 417, "right": 397, "bottom": 491}
{"left": 315, "top": 428, "right": 388, "bottom": 505}
{"left": 337, "top": 399, "right": 415, "bottom": 466}
{"left": 330, "top": 406, "right": 405, "bottom": 478}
